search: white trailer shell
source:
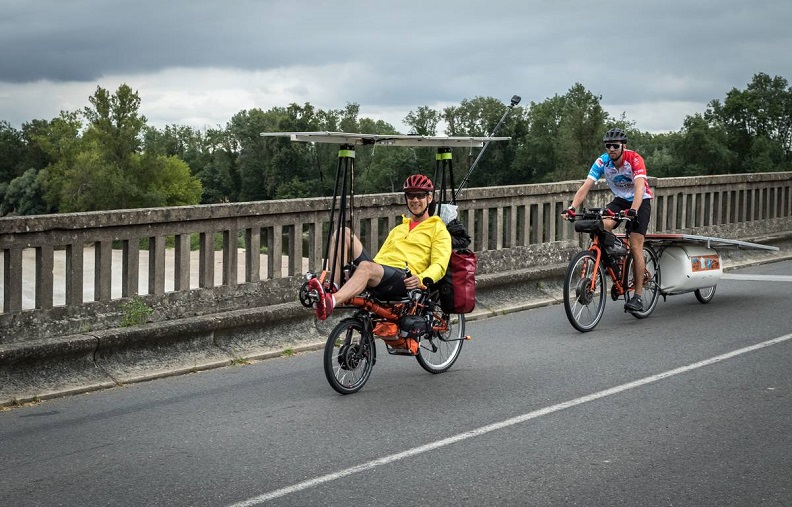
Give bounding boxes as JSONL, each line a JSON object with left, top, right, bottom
{"left": 658, "top": 245, "right": 722, "bottom": 294}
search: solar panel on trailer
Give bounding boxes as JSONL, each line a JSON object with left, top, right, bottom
{"left": 643, "top": 233, "right": 779, "bottom": 251}
{"left": 259, "top": 131, "right": 511, "bottom": 147}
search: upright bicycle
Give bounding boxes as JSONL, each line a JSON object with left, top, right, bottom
{"left": 562, "top": 207, "right": 661, "bottom": 332}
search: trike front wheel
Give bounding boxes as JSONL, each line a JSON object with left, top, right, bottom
{"left": 416, "top": 313, "right": 465, "bottom": 373}
{"left": 324, "top": 318, "right": 375, "bottom": 395}
{"left": 563, "top": 250, "right": 607, "bottom": 332}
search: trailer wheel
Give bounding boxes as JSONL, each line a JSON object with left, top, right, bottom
{"left": 695, "top": 286, "right": 716, "bottom": 304}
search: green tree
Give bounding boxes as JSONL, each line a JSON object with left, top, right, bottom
{"left": 404, "top": 106, "right": 440, "bottom": 135}
{"left": 443, "top": 96, "right": 522, "bottom": 187}
{"left": 31, "top": 85, "right": 203, "bottom": 212}
{"left": 516, "top": 94, "right": 565, "bottom": 182}
{"left": 33, "top": 112, "right": 85, "bottom": 211}
{"left": 553, "top": 83, "right": 608, "bottom": 181}
{"left": 20, "top": 119, "right": 57, "bottom": 172}
{"left": 517, "top": 84, "right": 607, "bottom": 183}
{"left": 1, "top": 168, "right": 50, "bottom": 215}
{"left": 233, "top": 105, "right": 317, "bottom": 201}
{"left": 706, "top": 73, "right": 792, "bottom": 171}
{"left": 193, "top": 127, "right": 239, "bottom": 203}
{"left": 632, "top": 130, "right": 685, "bottom": 178}
{"left": 83, "top": 84, "right": 145, "bottom": 166}
{"left": 140, "top": 154, "right": 203, "bottom": 206}
{"left": 57, "top": 147, "right": 127, "bottom": 212}
{"left": 676, "top": 114, "right": 734, "bottom": 175}
{"left": 0, "top": 121, "right": 25, "bottom": 186}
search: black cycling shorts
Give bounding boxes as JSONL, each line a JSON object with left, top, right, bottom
{"left": 606, "top": 197, "right": 652, "bottom": 236}
{"left": 352, "top": 249, "right": 408, "bottom": 300}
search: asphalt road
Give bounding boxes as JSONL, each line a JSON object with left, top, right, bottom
{"left": 1, "top": 261, "right": 791, "bottom": 507}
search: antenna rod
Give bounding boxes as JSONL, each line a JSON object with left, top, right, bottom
{"left": 456, "top": 95, "right": 521, "bottom": 199}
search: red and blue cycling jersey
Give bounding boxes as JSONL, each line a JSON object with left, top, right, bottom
{"left": 587, "top": 149, "right": 652, "bottom": 201}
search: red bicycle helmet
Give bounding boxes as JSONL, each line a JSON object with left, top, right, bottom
{"left": 403, "top": 174, "right": 434, "bottom": 192}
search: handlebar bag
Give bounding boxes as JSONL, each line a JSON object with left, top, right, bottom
{"left": 574, "top": 219, "right": 602, "bottom": 233}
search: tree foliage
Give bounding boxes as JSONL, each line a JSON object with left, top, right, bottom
{"left": 705, "top": 72, "right": 792, "bottom": 172}
{"left": 5, "top": 84, "right": 204, "bottom": 213}
{"left": 1, "top": 73, "right": 790, "bottom": 216}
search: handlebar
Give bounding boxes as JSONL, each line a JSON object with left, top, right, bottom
{"left": 563, "top": 207, "right": 632, "bottom": 223}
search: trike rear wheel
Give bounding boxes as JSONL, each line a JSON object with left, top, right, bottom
{"left": 416, "top": 313, "right": 465, "bottom": 373}
{"left": 563, "top": 251, "right": 607, "bottom": 332}
{"left": 324, "top": 318, "right": 375, "bottom": 394}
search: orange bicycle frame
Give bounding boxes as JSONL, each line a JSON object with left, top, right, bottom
{"left": 347, "top": 294, "right": 450, "bottom": 334}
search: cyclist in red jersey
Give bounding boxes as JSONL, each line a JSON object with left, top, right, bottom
{"left": 562, "top": 128, "right": 653, "bottom": 312}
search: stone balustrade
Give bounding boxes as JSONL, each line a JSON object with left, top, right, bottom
{"left": 1, "top": 172, "right": 791, "bottom": 342}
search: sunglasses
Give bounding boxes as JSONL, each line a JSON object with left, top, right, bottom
{"left": 605, "top": 143, "right": 622, "bottom": 150}
{"left": 405, "top": 192, "right": 429, "bottom": 200}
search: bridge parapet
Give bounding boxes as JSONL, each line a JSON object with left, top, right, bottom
{"left": 1, "top": 172, "right": 791, "bottom": 343}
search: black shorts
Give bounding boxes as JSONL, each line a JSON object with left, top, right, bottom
{"left": 352, "top": 249, "right": 408, "bottom": 300}
{"left": 606, "top": 197, "right": 652, "bottom": 236}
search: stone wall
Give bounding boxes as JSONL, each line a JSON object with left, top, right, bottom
{"left": 1, "top": 172, "right": 791, "bottom": 404}
{"left": 1, "top": 172, "right": 791, "bottom": 343}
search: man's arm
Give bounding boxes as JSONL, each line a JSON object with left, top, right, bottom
{"left": 419, "top": 224, "right": 452, "bottom": 284}
{"left": 630, "top": 177, "right": 646, "bottom": 212}
{"left": 570, "top": 178, "right": 595, "bottom": 210}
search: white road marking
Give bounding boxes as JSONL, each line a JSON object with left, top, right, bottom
{"left": 722, "top": 274, "right": 792, "bottom": 282}
{"left": 229, "top": 333, "right": 792, "bottom": 506}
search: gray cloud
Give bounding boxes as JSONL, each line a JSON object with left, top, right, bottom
{"left": 1, "top": 0, "right": 790, "bottom": 132}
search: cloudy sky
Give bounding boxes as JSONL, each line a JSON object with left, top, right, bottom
{"left": 1, "top": 0, "right": 790, "bottom": 134}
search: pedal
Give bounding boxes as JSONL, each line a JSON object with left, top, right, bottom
{"left": 465, "top": 335, "right": 472, "bottom": 341}
{"left": 298, "top": 281, "right": 315, "bottom": 308}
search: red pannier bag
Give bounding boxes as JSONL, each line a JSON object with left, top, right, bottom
{"left": 438, "top": 248, "right": 477, "bottom": 314}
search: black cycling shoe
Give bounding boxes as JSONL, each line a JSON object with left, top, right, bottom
{"left": 624, "top": 294, "right": 643, "bottom": 312}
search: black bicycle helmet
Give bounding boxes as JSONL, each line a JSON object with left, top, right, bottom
{"left": 403, "top": 174, "right": 434, "bottom": 193}
{"left": 603, "top": 128, "right": 628, "bottom": 143}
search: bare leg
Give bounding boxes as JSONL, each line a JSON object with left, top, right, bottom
{"left": 604, "top": 218, "right": 644, "bottom": 294}
{"left": 325, "top": 227, "right": 364, "bottom": 286}
{"left": 332, "top": 261, "right": 385, "bottom": 305}
{"left": 629, "top": 234, "right": 645, "bottom": 294}
{"left": 323, "top": 227, "right": 385, "bottom": 305}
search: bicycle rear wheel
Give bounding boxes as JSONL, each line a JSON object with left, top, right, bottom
{"left": 624, "top": 245, "right": 661, "bottom": 319}
{"left": 416, "top": 312, "right": 465, "bottom": 373}
{"left": 563, "top": 251, "right": 606, "bottom": 332}
{"left": 324, "top": 318, "right": 375, "bottom": 394}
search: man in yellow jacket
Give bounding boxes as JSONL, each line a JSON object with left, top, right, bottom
{"left": 308, "top": 174, "right": 452, "bottom": 321}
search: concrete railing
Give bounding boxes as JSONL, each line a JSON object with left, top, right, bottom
{"left": 1, "top": 172, "right": 791, "bottom": 343}
{"left": 1, "top": 171, "right": 791, "bottom": 404}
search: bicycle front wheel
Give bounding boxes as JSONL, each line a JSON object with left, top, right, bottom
{"left": 624, "top": 245, "right": 661, "bottom": 319}
{"left": 563, "top": 251, "right": 607, "bottom": 332}
{"left": 416, "top": 313, "right": 465, "bottom": 373}
{"left": 324, "top": 318, "right": 375, "bottom": 395}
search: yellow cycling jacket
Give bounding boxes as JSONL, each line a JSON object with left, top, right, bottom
{"left": 373, "top": 215, "right": 452, "bottom": 283}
